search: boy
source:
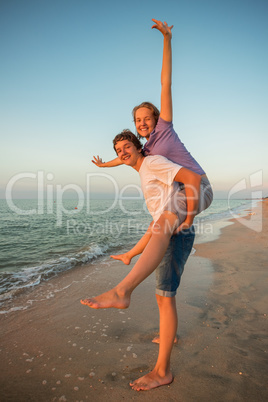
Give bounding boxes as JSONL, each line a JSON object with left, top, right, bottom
{"left": 81, "top": 131, "right": 200, "bottom": 391}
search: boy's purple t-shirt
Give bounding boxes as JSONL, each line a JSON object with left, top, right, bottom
{"left": 143, "top": 117, "right": 205, "bottom": 175}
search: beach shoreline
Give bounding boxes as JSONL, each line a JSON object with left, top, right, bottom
{"left": 0, "top": 200, "right": 267, "bottom": 401}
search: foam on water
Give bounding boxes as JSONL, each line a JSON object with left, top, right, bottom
{"left": 0, "top": 242, "right": 108, "bottom": 303}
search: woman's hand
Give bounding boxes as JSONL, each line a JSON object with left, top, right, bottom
{"left": 174, "top": 216, "right": 194, "bottom": 234}
{"left": 152, "top": 19, "right": 173, "bottom": 39}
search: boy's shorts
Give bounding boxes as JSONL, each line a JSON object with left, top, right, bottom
{"left": 155, "top": 226, "right": 195, "bottom": 297}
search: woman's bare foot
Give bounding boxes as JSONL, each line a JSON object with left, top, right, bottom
{"left": 152, "top": 334, "right": 178, "bottom": 344}
{"left": 80, "top": 288, "right": 130, "bottom": 309}
{"left": 130, "top": 369, "right": 173, "bottom": 391}
{"left": 110, "top": 253, "right": 131, "bottom": 265}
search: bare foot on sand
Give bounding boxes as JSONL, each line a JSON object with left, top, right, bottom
{"left": 80, "top": 288, "right": 130, "bottom": 309}
{"left": 152, "top": 334, "right": 178, "bottom": 344}
{"left": 130, "top": 369, "right": 173, "bottom": 391}
{"left": 110, "top": 253, "right": 131, "bottom": 265}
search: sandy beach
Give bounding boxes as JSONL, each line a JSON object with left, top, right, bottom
{"left": 0, "top": 200, "right": 267, "bottom": 402}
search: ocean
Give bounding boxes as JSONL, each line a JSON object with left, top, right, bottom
{"left": 0, "top": 198, "right": 255, "bottom": 313}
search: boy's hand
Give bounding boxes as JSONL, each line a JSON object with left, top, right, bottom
{"left": 152, "top": 19, "right": 173, "bottom": 39}
{"left": 92, "top": 155, "right": 105, "bottom": 167}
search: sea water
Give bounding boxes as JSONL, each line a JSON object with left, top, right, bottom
{"left": 0, "top": 198, "right": 256, "bottom": 311}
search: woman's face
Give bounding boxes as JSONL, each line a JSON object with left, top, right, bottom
{"left": 135, "top": 107, "right": 157, "bottom": 139}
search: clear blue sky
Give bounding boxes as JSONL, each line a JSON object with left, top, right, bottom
{"left": 1, "top": 0, "right": 267, "bottom": 200}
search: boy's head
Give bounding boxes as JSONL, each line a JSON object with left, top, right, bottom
{"left": 113, "top": 129, "right": 143, "bottom": 154}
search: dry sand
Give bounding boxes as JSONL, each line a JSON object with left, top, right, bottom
{"left": 0, "top": 200, "right": 267, "bottom": 402}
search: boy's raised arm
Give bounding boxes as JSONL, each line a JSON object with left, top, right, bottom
{"left": 152, "top": 19, "right": 173, "bottom": 123}
{"left": 92, "top": 155, "right": 123, "bottom": 168}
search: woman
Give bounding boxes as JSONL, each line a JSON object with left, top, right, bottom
{"left": 92, "top": 18, "right": 213, "bottom": 229}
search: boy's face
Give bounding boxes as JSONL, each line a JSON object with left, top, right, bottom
{"left": 115, "top": 140, "right": 142, "bottom": 167}
{"left": 135, "top": 107, "right": 156, "bottom": 139}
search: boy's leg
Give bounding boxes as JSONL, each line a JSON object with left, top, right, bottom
{"left": 130, "top": 228, "right": 195, "bottom": 391}
{"left": 81, "top": 211, "right": 179, "bottom": 309}
{"left": 130, "top": 295, "right": 177, "bottom": 391}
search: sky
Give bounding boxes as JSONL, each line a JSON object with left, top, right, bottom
{"left": 1, "top": 0, "right": 267, "bottom": 201}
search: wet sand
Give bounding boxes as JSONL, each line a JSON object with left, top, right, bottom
{"left": 0, "top": 200, "right": 267, "bottom": 401}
